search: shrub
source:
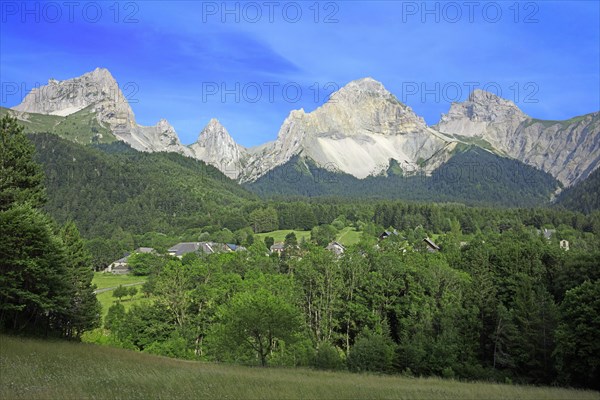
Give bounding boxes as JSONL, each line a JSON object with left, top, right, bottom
{"left": 313, "top": 342, "right": 344, "bottom": 370}
{"left": 347, "top": 330, "right": 394, "bottom": 373}
{"left": 144, "top": 333, "right": 193, "bottom": 359}
{"left": 442, "top": 367, "right": 455, "bottom": 379}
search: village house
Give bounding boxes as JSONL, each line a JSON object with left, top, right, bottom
{"left": 270, "top": 242, "right": 285, "bottom": 255}
{"left": 105, "top": 247, "right": 155, "bottom": 274}
{"left": 326, "top": 241, "right": 346, "bottom": 256}
{"left": 168, "top": 242, "right": 216, "bottom": 258}
{"left": 423, "top": 237, "right": 441, "bottom": 252}
{"left": 379, "top": 230, "right": 399, "bottom": 240}
{"left": 167, "top": 242, "right": 247, "bottom": 258}
{"left": 226, "top": 243, "right": 247, "bottom": 252}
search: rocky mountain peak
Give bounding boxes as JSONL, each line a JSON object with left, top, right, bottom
{"left": 335, "top": 77, "right": 389, "bottom": 96}
{"left": 196, "top": 118, "right": 235, "bottom": 144}
{"left": 85, "top": 67, "right": 117, "bottom": 83}
{"left": 13, "top": 67, "right": 128, "bottom": 118}
{"left": 440, "top": 89, "right": 528, "bottom": 125}
{"left": 436, "top": 90, "right": 599, "bottom": 186}
{"left": 189, "top": 119, "right": 248, "bottom": 179}
{"left": 329, "top": 77, "right": 404, "bottom": 110}
{"left": 240, "top": 78, "right": 443, "bottom": 182}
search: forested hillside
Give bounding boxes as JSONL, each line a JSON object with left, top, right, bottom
{"left": 246, "top": 147, "right": 559, "bottom": 207}
{"left": 556, "top": 167, "right": 600, "bottom": 213}
{"left": 29, "top": 134, "right": 257, "bottom": 237}
{"left": 96, "top": 229, "right": 600, "bottom": 389}
{"left": 25, "top": 132, "right": 599, "bottom": 271}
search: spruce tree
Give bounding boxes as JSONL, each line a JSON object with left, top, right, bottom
{"left": 0, "top": 115, "right": 46, "bottom": 210}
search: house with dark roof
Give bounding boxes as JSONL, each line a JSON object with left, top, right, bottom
{"left": 226, "top": 243, "right": 247, "bottom": 252}
{"left": 379, "top": 230, "right": 399, "bottom": 240}
{"left": 423, "top": 238, "right": 441, "bottom": 252}
{"left": 168, "top": 242, "right": 217, "bottom": 258}
{"left": 105, "top": 247, "right": 156, "bottom": 274}
{"left": 326, "top": 241, "right": 345, "bottom": 256}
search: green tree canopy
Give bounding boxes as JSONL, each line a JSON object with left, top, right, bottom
{"left": 0, "top": 115, "right": 46, "bottom": 210}
{"left": 214, "top": 289, "right": 301, "bottom": 366}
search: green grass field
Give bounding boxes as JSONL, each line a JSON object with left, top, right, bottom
{"left": 255, "top": 227, "right": 363, "bottom": 247}
{"left": 1, "top": 106, "right": 116, "bottom": 144}
{"left": 1, "top": 335, "right": 597, "bottom": 400}
{"left": 255, "top": 229, "right": 312, "bottom": 243}
{"left": 336, "top": 227, "right": 362, "bottom": 246}
{"left": 92, "top": 272, "right": 146, "bottom": 290}
{"left": 92, "top": 273, "right": 147, "bottom": 319}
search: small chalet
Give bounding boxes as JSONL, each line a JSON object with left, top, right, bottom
{"left": 560, "top": 239, "right": 570, "bottom": 251}
{"left": 379, "top": 230, "right": 399, "bottom": 240}
{"left": 168, "top": 242, "right": 215, "bottom": 258}
{"left": 270, "top": 242, "right": 285, "bottom": 255}
{"left": 423, "top": 238, "right": 441, "bottom": 252}
{"left": 226, "top": 243, "right": 247, "bottom": 252}
{"left": 105, "top": 247, "right": 155, "bottom": 274}
{"left": 326, "top": 241, "right": 345, "bottom": 256}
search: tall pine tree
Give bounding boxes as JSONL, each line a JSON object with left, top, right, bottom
{"left": 0, "top": 115, "right": 98, "bottom": 337}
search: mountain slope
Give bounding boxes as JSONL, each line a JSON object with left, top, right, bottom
{"left": 1, "top": 105, "right": 116, "bottom": 144}
{"left": 241, "top": 78, "right": 452, "bottom": 182}
{"left": 556, "top": 167, "right": 600, "bottom": 213}
{"left": 436, "top": 90, "right": 600, "bottom": 186}
{"left": 9, "top": 69, "right": 599, "bottom": 190}
{"left": 29, "top": 133, "right": 256, "bottom": 237}
{"left": 11, "top": 68, "right": 191, "bottom": 155}
{"left": 246, "top": 146, "right": 559, "bottom": 207}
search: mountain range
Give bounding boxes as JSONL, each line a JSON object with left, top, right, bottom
{"left": 4, "top": 67, "right": 599, "bottom": 191}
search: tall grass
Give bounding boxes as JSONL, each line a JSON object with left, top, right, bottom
{"left": 1, "top": 335, "right": 597, "bottom": 400}
{"left": 92, "top": 273, "right": 146, "bottom": 290}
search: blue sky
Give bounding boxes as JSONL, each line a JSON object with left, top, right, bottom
{"left": 1, "top": 1, "right": 599, "bottom": 147}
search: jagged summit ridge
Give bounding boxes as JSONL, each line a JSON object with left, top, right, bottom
{"left": 240, "top": 77, "right": 448, "bottom": 182}
{"left": 13, "top": 67, "right": 131, "bottom": 119}
{"left": 11, "top": 69, "right": 599, "bottom": 186}
{"left": 436, "top": 92, "right": 599, "bottom": 185}
{"left": 334, "top": 77, "right": 391, "bottom": 98}
{"left": 189, "top": 119, "right": 248, "bottom": 179}
{"left": 12, "top": 67, "right": 190, "bottom": 155}
{"left": 439, "top": 89, "right": 528, "bottom": 127}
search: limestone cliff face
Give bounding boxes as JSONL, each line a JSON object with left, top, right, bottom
{"left": 12, "top": 68, "right": 190, "bottom": 156}
{"left": 241, "top": 78, "right": 451, "bottom": 182}
{"left": 12, "top": 69, "right": 599, "bottom": 186}
{"left": 436, "top": 90, "right": 600, "bottom": 185}
{"left": 189, "top": 119, "right": 248, "bottom": 179}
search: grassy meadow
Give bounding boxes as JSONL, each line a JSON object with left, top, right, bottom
{"left": 1, "top": 335, "right": 598, "bottom": 400}
{"left": 91, "top": 273, "right": 147, "bottom": 319}
{"left": 255, "top": 229, "right": 312, "bottom": 243}
{"left": 255, "top": 227, "right": 362, "bottom": 246}
{"left": 92, "top": 272, "right": 146, "bottom": 290}
{"left": 336, "top": 227, "right": 362, "bottom": 245}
